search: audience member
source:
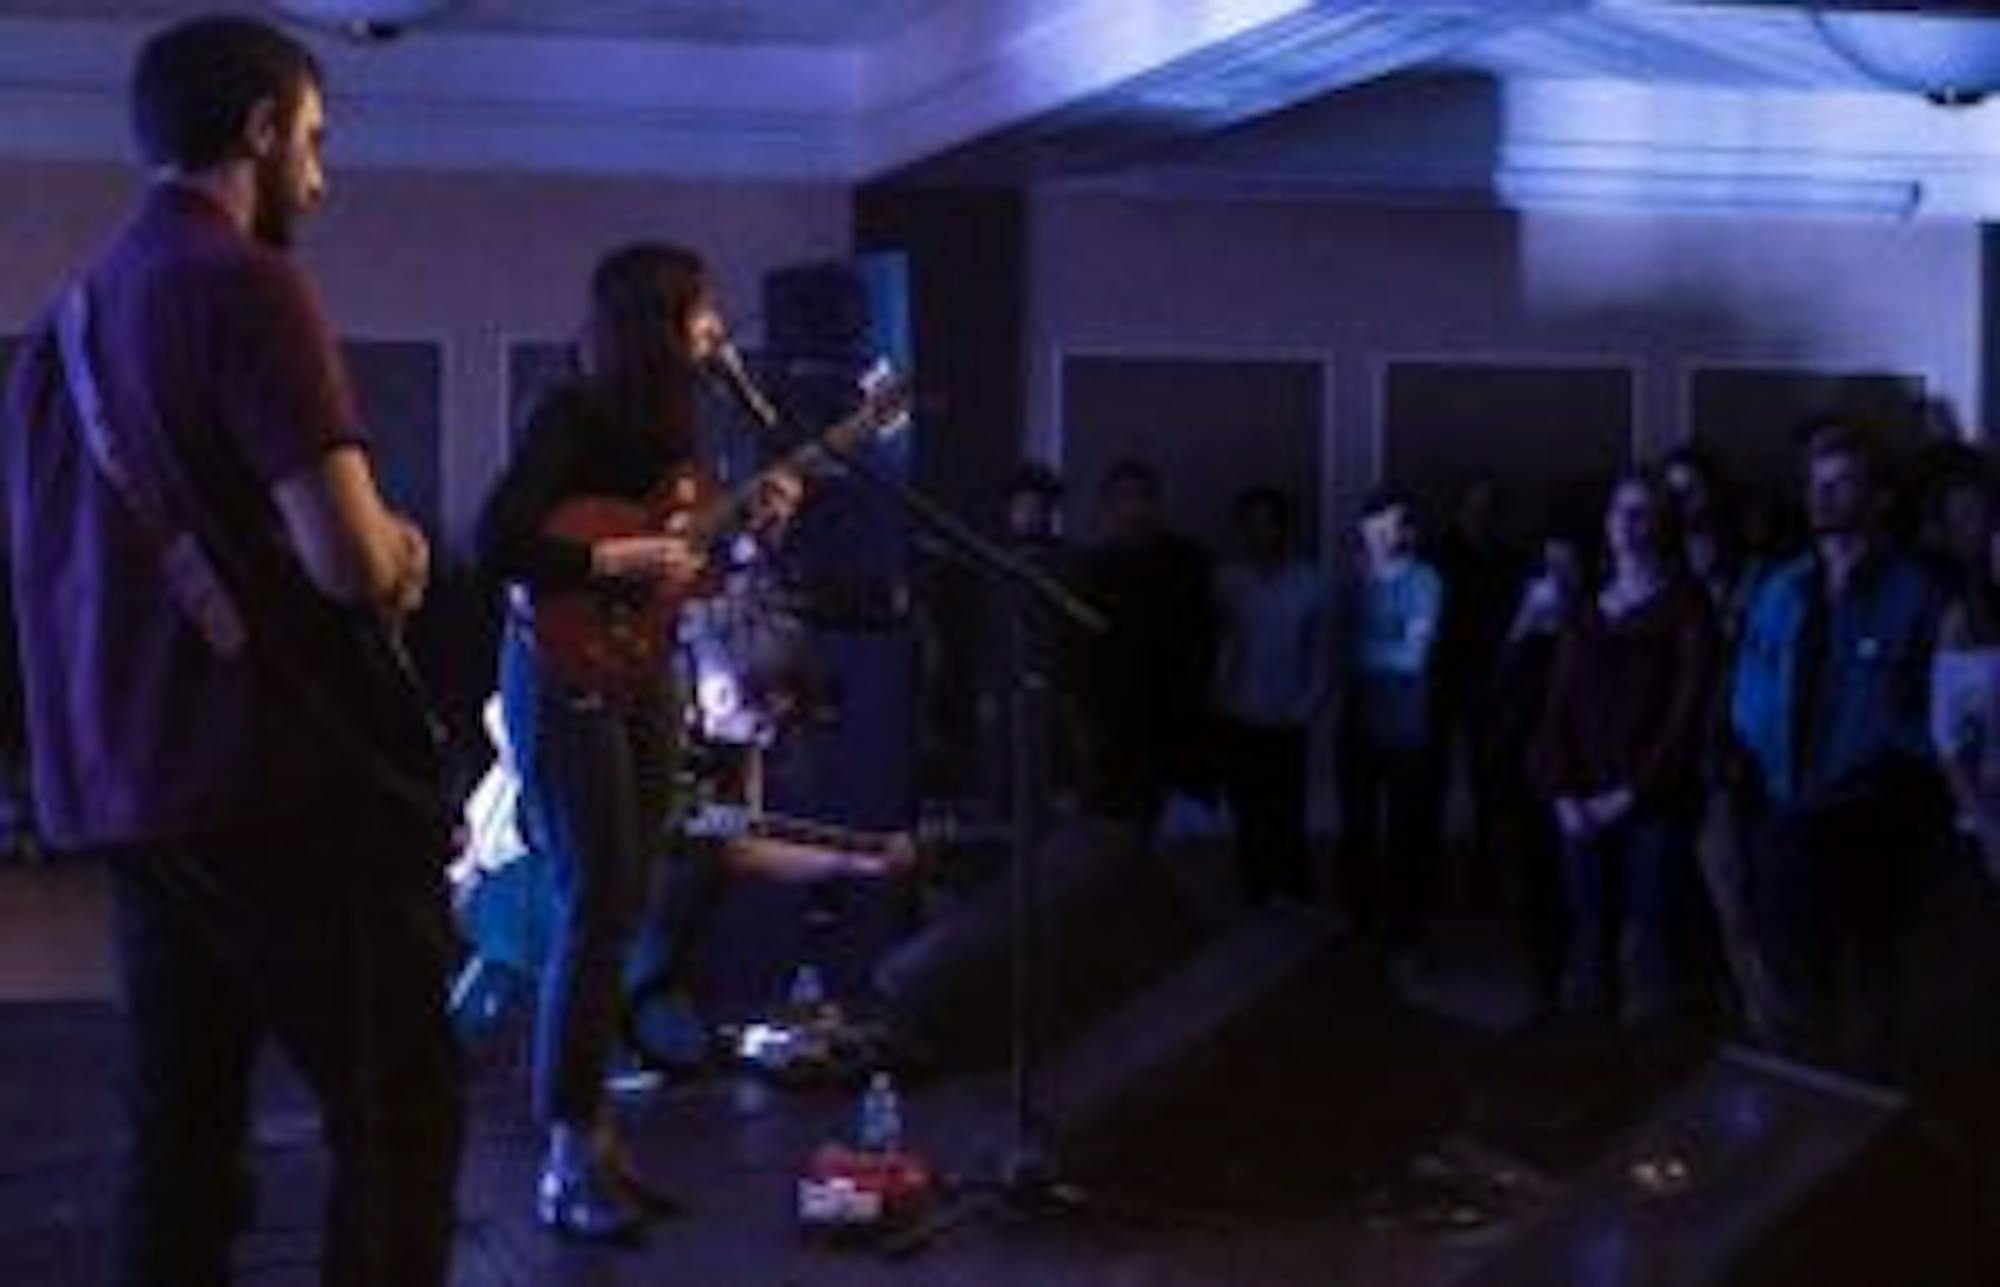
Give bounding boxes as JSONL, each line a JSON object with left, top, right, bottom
{"left": 1212, "top": 486, "right": 1331, "bottom": 904}
{"left": 1731, "top": 423, "right": 1951, "bottom": 1074}
{"left": 1336, "top": 489, "right": 1444, "bottom": 949}
{"left": 1061, "top": 458, "right": 1216, "bottom": 828}
{"left": 1432, "top": 473, "right": 1521, "bottom": 907}
{"left": 1660, "top": 445, "right": 1780, "bottom": 1034}
{"left": 1532, "top": 475, "right": 1718, "bottom": 1026}
{"left": 1487, "top": 529, "right": 1585, "bottom": 1008}
{"left": 1925, "top": 466, "right": 2000, "bottom": 878}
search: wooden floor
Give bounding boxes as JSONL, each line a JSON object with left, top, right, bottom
{"left": 1, "top": 855, "right": 1995, "bottom": 1285}
{"left": 0, "top": 980, "right": 1507, "bottom": 1286}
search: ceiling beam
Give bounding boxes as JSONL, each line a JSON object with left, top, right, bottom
{"left": 865, "top": 1, "right": 1584, "bottom": 182}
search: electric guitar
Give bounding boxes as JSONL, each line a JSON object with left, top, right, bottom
{"left": 531, "top": 372, "right": 909, "bottom": 696}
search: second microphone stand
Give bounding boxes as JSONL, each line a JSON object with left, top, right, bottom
{"left": 709, "top": 354, "right": 1116, "bottom": 1249}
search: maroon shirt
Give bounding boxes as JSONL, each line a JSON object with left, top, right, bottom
{"left": 1, "top": 184, "right": 368, "bottom": 848}
{"left": 1531, "top": 575, "right": 1719, "bottom": 809}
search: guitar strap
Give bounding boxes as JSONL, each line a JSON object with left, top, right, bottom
{"left": 56, "top": 284, "right": 248, "bottom": 657}
{"left": 54, "top": 280, "right": 450, "bottom": 840}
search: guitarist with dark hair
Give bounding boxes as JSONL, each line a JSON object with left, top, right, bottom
{"left": 3, "top": 17, "right": 461, "bottom": 1285}
{"left": 477, "top": 241, "right": 806, "bottom": 1241}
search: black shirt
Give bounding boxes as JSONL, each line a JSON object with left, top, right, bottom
{"left": 476, "top": 380, "right": 695, "bottom": 591}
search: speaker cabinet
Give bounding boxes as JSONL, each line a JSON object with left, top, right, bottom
{"left": 1463, "top": 1046, "right": 1988, "bottom": 1286}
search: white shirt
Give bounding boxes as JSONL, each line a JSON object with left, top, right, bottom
{"left": 1932, "top": 645, "right": 2000, "bottom": 831}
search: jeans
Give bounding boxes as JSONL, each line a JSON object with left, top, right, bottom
{"left": 621, "top": 835, "right": 731, "bottom": 1065}
{"left": 1336, "top": 728, "right": 1437, "bottom": 944}
{"left": 108, "top": 803, "right": 462, "bottom": 1287}
{"left": 501, "top": 626, "right": 679, "bottom": 1127}
{"left": 1750, "top": 769, "right": 1947, "bottom": 1075}
{"left": 1559, "top": 808, "right": 1695, "bottom": 1021}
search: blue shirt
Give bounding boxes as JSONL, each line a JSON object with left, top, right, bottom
{"left": 1341, "top": 558, "right": 1443, "bottom": 748}
{"left": 1730, "top": 545, "right": 1944, "bottom": 806}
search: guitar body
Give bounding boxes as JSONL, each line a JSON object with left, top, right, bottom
{"left": 532, "top": 466, "right": 716, "bottom": 696}
{"left": 527, "top": 372, "right": 909, "bottom": 698}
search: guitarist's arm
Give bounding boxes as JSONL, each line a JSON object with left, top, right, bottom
{"left": 724, "top": 830, "right": 914, "bottom": 882}
{"left": 476, "top": 384, "right": 703, "bottom": 591}
{"left": 273, "top": 444, "right": 428, "bottom": 618}
{"left": 592, "top": 529, "right": 705, "bottom": 583}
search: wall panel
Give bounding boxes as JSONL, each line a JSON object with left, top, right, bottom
{"left": 1060, "top": 355, "right": 1324, "bottom": 554}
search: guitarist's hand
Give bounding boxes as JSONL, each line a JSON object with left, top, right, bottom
{"left": 868, "top": 830, "right": 921, "bottom": 876}
{"left": 747, "top": 468, "right": 805, "bottom": 536}
{"left": 385, "top": 515, "right": 429, "bottom": 619}
{"left": 591, "top": 533, "right": 706, "bottom": 587}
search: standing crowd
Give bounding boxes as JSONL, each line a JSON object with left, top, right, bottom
{"left": 4, "top": 11, "right": 1997, "bottom": 1283}
{"left": 999, "top": 420, "right": 2000, "bottom": 1089}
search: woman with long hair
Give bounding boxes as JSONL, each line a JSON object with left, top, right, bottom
{"left": 1532, "top": 473, "right": 1719, "bottom": 1027}
{"left": 477, "top": 243, "right": 779, "bottom": 1240}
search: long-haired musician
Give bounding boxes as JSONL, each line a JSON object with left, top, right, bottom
{"left": 477, "top": 242, "right": 795, "bottom": 1241}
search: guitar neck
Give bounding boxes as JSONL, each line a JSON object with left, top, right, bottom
{"left": 748, "top": 811, "right": 896, "bottom": 855}
{"left": 684, "top": 802, "right": 889, "bottom": 852}
{"left": 686, "top": 388, "right": 901, "bottom": 544}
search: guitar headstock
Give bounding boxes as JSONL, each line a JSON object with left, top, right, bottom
{"left": 778, "top": 362, "right": 912, "bottom": 479}
{"left": 848, "top": 358, "right": 911, "bottom": 444}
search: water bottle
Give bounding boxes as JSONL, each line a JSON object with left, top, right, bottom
{"left": 856, "top": 1071, "right": 903, "bottom": 1153}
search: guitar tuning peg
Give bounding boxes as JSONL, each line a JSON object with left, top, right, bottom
{"left": 859, "top": 356, "right": 895, "bottom": 393}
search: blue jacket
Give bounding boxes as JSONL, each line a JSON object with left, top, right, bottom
{"left": 1730, "top": 546, "right": 1944, "bottom": 806}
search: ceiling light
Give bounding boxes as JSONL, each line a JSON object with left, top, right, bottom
{"left": 1495, "top": 166, "right": 1924, "bottom": 217}
{"left": 266, "top": 1, "right": 458, "bottom": 43}
{"left": 1812, "top": 8, "right": 2000, "bottom": 107}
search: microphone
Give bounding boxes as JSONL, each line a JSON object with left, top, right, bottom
{"left": 709, "top": 339, "right": 779, "bottom": 431}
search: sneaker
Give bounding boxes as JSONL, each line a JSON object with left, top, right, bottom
{"left": 536, "top": 1161, "right": 645, "bottom": 1243}
{"left": 604, "top": 1058, "right": 667, "bottom": 1098}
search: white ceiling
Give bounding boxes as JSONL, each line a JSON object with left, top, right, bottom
{"left": 3, "top": 1, "right": 2000, "bottom": 217}
{"left": 0, "top": 0, "right": 947, "bottom": 43}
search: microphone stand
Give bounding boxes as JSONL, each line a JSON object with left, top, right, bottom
{"left": 707, "top": 354, "right": 1121, "bottom": 1254}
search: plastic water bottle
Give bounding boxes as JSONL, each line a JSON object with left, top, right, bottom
{"left": 856, "top": 1071, "right": 903, "bottom": 1153}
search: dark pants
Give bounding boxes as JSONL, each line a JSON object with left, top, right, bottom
{"left": 1335, "top": 730, "right": 1437, "bottom": 943}
{"left": 621, "top": 837, "right": 731, "bottom": 1064}
{"left": 1559, "top": 808, "right": 1696, "bottom": 1019}
{"left": 502, "top": 628, "right": 678, "bottom": 1127}
{"left": 1436, "top": 684, "right": 1502, "bottom": 905}
{"left": 1218, "top": 718, "right": 1310, "bottom": 903}
{"left": 1750, "top": 770, "right": 1946, "bottom": 1076}
{"left": 1068, "top": 706, "right": 1174, "bottom": 828}
{"left": 108, "top": 806, "right": 462, "bottom": 1287}
{"left": 1481, "top": 762, "right": 1562, "bottom": 1005}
